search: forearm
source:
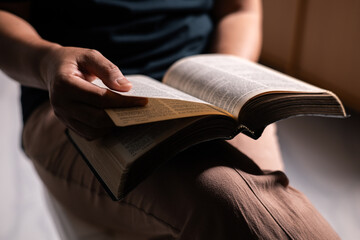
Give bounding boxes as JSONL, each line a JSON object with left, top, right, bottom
{"left": 211, "top": 0, "right": 262, "bottom": 62}
{"left": 0, "top": 10, "right": 60, "bottom": 89}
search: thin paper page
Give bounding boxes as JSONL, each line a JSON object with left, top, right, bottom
{"left": 93, "top": 75, "right": 231, "bottom": 126}
{"left": 70, "top": 117, "right": 200, "bottom": 167}
{"left": 93, "top": 75, "right": 207, "bottom": 103}
{"left": 68, "top": 118, "right": 200, "bottom": 194}
{"left": 106, "top": 98, "right": 231, "bottom": 127}
{"left": 164, "top": 54, "right": 326, "bottom": 117}
{"left": 99, "top": 118, "right": 199, "bottom": 161}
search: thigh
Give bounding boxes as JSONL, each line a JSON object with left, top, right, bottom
{"left": 22, "top": 102, "right": 339, "bottom": 240}
{"left": 23, "top": 102, "right": 179, "bottom": 239}
{"left": 146, "top": 141, "right": 339, "bottom": 239}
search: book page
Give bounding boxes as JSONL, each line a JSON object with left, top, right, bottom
{"left": 68, "top": 118, "right": 198, "bottom": 194}
{"left": 69, "top": 117, "right": 199, "bottom": 169}
{"left": 93, "top": 75, "right": 231, "bottom": 126}
{"left": 164, "top": 54, "right": 327, "bottom": 117}
{"left": 106, "top": 98, "right": 230, "bottom": 126}
{"left": 93, "top": 75, "right": 206, "bottom": 102}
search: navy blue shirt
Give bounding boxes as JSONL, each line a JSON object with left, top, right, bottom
{"left": 21, "top": 0, "right": 214, "bottom": 122}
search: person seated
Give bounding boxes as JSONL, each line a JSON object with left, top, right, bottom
{"left": 0, "top": 0, "right": 339, "bottom": 239}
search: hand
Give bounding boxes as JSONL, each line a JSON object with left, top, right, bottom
{"left": 40, "top": 46, "right": 147, "bottom": 140}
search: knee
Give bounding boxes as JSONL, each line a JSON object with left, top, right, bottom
{"left": 175, "top": 165, "right": 256, "bottom": 239}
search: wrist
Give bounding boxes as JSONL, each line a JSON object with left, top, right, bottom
{"left": 37, "top": 41, "right": 62, "bottom": 89}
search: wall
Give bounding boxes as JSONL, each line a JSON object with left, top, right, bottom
{"left": 261, "top": 0, "right": 360, "bottom": 112}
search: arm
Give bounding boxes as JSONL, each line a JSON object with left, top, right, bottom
{"left": 212, "top": 0, "right": 283, "bottom": 170}
{"left": 0, "top": 4, "right": 147, "bottom": 139}
{"left": 0, "top": 6, "right": 54, "bottom": 89}
{"left": 211, "top": 0, "right": 262, "bottom": 61}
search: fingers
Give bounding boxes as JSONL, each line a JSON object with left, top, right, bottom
{"left": 54, "top": 102, "right": 114, "bottom": 140}
{"left": 50, "top": 74, "right": 147, "bottom": 139}
{"left": 45, "top": 46, "right": 149, "bottom": 140}
{"left": 66, "top": 118, "right": 114, "bottom": 140}
{"left": 74, "top": 49, "right": 148, "bottom": 107}
{"left": 61, "top": 75, "right": 148, "bottom": 108}
{"left": 78, "top": 49, "right": 132, "bottom": 92}
{"left": 64, "top": 103, "right": 114, "bottom": 127}
{"left": 99, "top": 90, "right": 149, "bottom": 108}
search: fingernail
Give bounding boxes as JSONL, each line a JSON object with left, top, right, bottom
{"left": 116, "top": 77, "right": 130, "bottom": 86}
{"left": 116, "top": 80, "right": 132, "bottom": 91}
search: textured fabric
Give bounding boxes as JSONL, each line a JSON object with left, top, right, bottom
{"left": 22, "top": 101, "right": 340, "bottom": 240}
{"left": 21, "top": 0, "right": 214, "bottom": 123}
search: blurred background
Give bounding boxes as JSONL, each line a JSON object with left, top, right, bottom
{"left": 261, "top": 0, "right": 360, "bottom": 113}
{"left": 1, "top": 0, "right": 359, "bottom": 239}
{"left": 261, "top": 1, "right": 360, "bottom": 238}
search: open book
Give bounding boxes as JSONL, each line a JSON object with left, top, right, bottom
{"left": 68, "top": 54, "right": 346, "bottom": 200}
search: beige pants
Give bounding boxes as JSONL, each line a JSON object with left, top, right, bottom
{"left": 23, "top": 102, "right": 339, "bottom": 240}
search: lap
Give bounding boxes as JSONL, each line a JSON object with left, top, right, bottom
{"left": 22, "top": 102, "right": 339, "bottom": 240}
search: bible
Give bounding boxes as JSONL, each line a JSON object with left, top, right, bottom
{"left": 68, "top": 54, "right": 346, "bottom": 200}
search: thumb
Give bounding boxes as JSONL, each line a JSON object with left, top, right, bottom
{"left": 79, "top": 49, "right": 132, "bottom": 92}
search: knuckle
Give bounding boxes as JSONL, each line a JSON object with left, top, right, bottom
{"left": 81, "top": 49, "right": 102, "bottom": 64}
{"left": 88, "top": 49, "right": 101, "bottom": 58}
{"left": 53, "top": 72, "right": 73, "bottom": 89}
{"left": 103, "top": 63, "right": 120, "bottom": 77}
{"left": 104, "top": 62, "right": 118, "bottom": 72}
